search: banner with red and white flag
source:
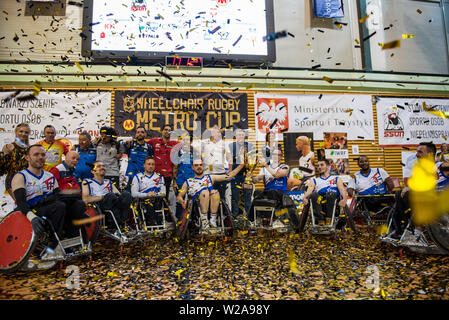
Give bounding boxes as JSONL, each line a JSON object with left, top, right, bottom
{"left": 254, "top": 93, "right": 374, "bottom": 142}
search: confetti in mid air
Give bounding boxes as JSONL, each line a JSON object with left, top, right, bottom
{"left": 263, "top": 30, "right": 288, "bottom": 42}
{"left": 378, "top": 40, "right": 401, "bottom": 50}
{"left": 409, "top": 156, "right": 449, "bottom": 225}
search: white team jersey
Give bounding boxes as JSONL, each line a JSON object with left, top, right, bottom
{"left": 185, "top": 175, "right": 213, "bottom": 199}
{"left": 436, "top": 162, "right": 449, "bottom": 191}
{"left": 84, "top": 178, "right": 113, "bottom": 196}
{"left": 17, "top": 169, "right": 56, "bottom": 207}
{"left": 131, "top": 172, "right": 165, "bottom": 198}
{"left": 298, "top": 151, "right": 315, "bottom": 177}
{"left": 348, "top": 168, "right": 390, "bottom": 195}
{"left": 313, "top": 175, "right": 340, "bottom": 195}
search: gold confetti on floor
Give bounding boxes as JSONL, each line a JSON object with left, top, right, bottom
{"left": 1, "top": 229, "right": 448, "bottom": 300}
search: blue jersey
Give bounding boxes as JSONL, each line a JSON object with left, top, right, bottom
{"left": 125, "top": 140, "right": 154, "bottom": 180}
{"left": 436, "top": 162, "right": 449, "bottom": 191}
{"left": 260, "top": 165, "right": 289, "bottom": 192}
{"left": 313, "top": 175, "right": 340, "bottom": 196}
{"left": 74, "top": 144, "right": 96, "bottom": 183}
{"left": 174, "top": 149, "right": 195, "bottom": 187}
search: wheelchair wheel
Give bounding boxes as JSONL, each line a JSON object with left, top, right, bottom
{"left": 343, "top": 205, "right": 356, "bottom": 232}
{"left": 0, "top": 211, "right": 37, "bottom": 273}
{"left": 177, "top": 199, "right": 197, "bottom": 240}
{"left": 83, "top": 206, "right": 101, "bottom": 244}
{"left": 297, "top": 203, "right": 310, "bottom": 233}
{"left": 220, "top": 200, "right": 234, "bottom": 236}
{"left": 427, "top": 214, "right": 449, "bottom": 254}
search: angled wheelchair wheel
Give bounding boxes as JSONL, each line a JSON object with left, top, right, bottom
{"left": 297, "top": 203, "right": 310, "bottom": 233}
{"left": 427, "top": 214, "right": 449, "bottom": 254}
{"left": 178, "top": 199, "right": 194, "bottom": 240}
{"left": 220, "top": 200, "right": 234, "bottom": 236}
{"left": 0, "top": 211, "right": 37, "bottom": 273}
{"left": 343, "top": 205, "right": 356, "bottom": 232}
{"left": 83, "top": 206, "right": 101, "bottom": 244}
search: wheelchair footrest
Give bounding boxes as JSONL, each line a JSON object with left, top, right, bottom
{"left": 60, "top": 236, "right": 84, "bottom": 249}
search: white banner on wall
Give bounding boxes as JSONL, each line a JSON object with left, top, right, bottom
{"left": 376, "top": 97, "right": 449, "bottom": 147}
{"left": 0, "top": 91, "right": 111, "bottom": 217}
{"left": 254, "top": 93, "right": 375, "bottom": 142}
{"left": 0, "top": 91, "right": 112, "bottom": 146}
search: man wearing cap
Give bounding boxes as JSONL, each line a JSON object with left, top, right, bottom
{"left": 94, "top": 126, "right": 125, "bottom": 188}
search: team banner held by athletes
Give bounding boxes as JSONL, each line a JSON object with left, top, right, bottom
{"left": 114, "top": 91, "right": 248, "bottom": 137}
{"left": 0, "top": 91, "right": 112, "bottom": 146}
{"left": 376, "top": 96, "right": 449, "bottom": 147}
{"left": 254, "top": 93, "right": 374, "bottom": 142}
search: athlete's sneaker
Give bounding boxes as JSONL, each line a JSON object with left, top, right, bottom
{"left": 41, "top": 245, "right": 64, "bottom": 261}
{"left": 201, "top": 217, "right": 209, "bottom": 230}
{"left": 24, "top": 259, "right": 56, "bottom": 270}
{"left": 209, "top": 216, "right": 218, "bottom": 228}
{"left": 272, "top": 220, "right": 285, "bottom": 228}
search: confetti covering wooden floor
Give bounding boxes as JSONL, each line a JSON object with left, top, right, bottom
{"left": 1, "top": 227, "right": 448, "bottom": 300}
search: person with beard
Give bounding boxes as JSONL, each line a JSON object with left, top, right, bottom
{"left": 72, "top": 131, "right": 97, "bottom": 185}
{"left": 124, "top": 126, "right": 154, "bottom": 190}
{"left": 347, "top": 155, "right": 395, "bottom": 218}
{"left": 148, "top": 124, "right": 179, "bottom": 201}
{"left": 389, "top": 142, "right": 449, "bottom": 239}
{"left": 302, "top": 159, "right": 348, "bottom": 225}
{"left": 176, "top": 158, "right": 244, "bottom": 229}
{"left": 37, "top": 125, "right": 69, "bottom": 172}
{"left": 11, "top": 144, "right": 66, "bottom": 260}
{"left": 82, "top": 160, "right": 132, "bottom": 231}
{"left": 94, "top": 126, "right": 125, "bottom": 188}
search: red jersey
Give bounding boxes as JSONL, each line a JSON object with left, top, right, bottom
{"left": 50, "top": 162, "right": 81, "bottom": 194}
{"left": 148, "top": 138, "right": 179, "bottom": 177}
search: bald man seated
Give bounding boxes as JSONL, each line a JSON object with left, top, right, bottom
{"left": 50, "top": 151, "right": 88, "bottom": 238}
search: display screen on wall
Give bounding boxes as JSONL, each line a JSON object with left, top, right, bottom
{"left": 82, "top": 0, "right": 276, "bottom": 64}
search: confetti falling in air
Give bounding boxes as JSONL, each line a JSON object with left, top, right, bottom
{"left": 263, "top": 30, "right": 288, "bottom": 42}
{"left": 409, "top": 156, "right": 449, "bottom": 225}
{"left": 378, "top": 40, "right": 401, "bottom": 50}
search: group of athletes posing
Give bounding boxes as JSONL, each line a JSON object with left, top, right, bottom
{"left": 5, "top": 123, "right": 449, "bottom": 260}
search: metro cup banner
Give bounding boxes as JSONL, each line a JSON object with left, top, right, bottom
{"left": 313, "top": 0, "right": 344, "bottom": 18}
{"left": 114, "top": 91, "right": 248, "bottom": 137}
{"left": 376, "top": 97, "right": 449, "bottom": 147}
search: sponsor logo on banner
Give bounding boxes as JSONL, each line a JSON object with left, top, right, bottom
{"left": 123, "top": 119, "right": 135, "bottom": 131}
{"left": 256, "top": 98, "right": 289, "bottom": 134}
{"left": 131, "top": 0, "right": 147, "bottom": 11}
{"left": 383, "top": 111, "right": 405, "bottom": 138}
{"left": 325, "top": 149, "right": 348, "bottom": 159}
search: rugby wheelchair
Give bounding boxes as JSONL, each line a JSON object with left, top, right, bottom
{"left": 246, "top": 187, "right": 301, "bottom": 234}
{"left": 0, "top": 210, "right": 97, "bottom": 272}
{"left": 88, "top": 203, "right": 144, "bottom": 245}
{"left": 349, "top": 194, "right": 395, "bottom": 226}
{"left": 349, "top": 177, "right": 401, "bottom": 226}
{"left": 298, "top": 192, "right": 355, "bottom": 236}
{"left": 131, "top": 196, "right": 176, "bottom": 238}
{"left": 177, "top": 195, "right": 233, "bottom": 240}
{"left": 379, "top": 204, "right": 449, "bottom": 255}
